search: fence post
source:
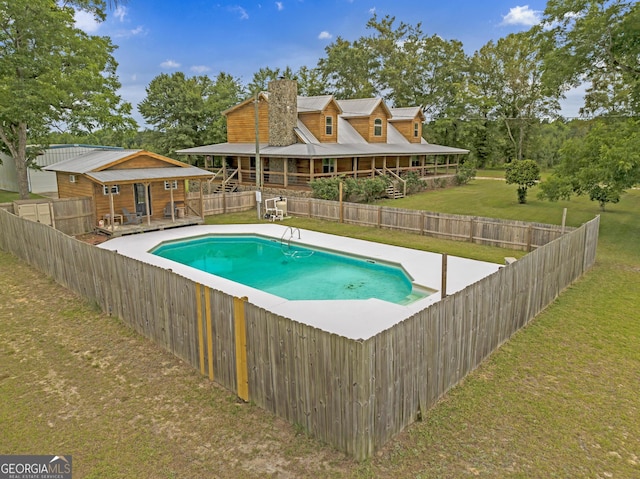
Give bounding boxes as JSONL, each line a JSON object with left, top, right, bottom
{"left": 561, "top": 207, "right": 567, "bottom": 234}
{"left": 205, "top": 286, "right": 214, "bottom": 381}
{"left": 234, "top": 296, "right": 249, "bottom": 401}
{"left": 377, "top": 206, "right": 382, "bottom": 228}
{"left": 196, "top": 283, "right": 206, "bottom": 376}
{"left": 441, "top": 253, "right": 448, "bottom": 299}
{"left": 339, "top": 181, "right": 344, "bottom": 223}
{"left": 469, "top": 218, "right": 474, "bottom": 243}
{"left": 526, "top": 225, "right": 533, "bottom": 252}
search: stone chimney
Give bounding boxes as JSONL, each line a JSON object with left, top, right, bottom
{"left": 268, "top": 78, "right": 298, "bottom": 146}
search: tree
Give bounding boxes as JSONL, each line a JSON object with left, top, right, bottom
{"left": 538, "top": 118, "right": 640, "bottom": 210}
{"left": 245, "top": 66, "right": 295, "bottom": 96}
{"left": 138, "top": 72, "right": 243, "bottom": 157}
{"left": 468, "top": 32, "right": 560, "bottom": 162}
{"left": 505, "top": 159, "right": 541, "bottom": 204}
{"left": 317, "top": 37, "right": 378, "bottom": 99}
{"left": 541, "top": 0, "right": 640, "bottom": 115}
{"left": 0, "top": 0, "right": 135, "bottom": 199}
{"left": 295, "top": 66, "right": 327, "bottom": 97}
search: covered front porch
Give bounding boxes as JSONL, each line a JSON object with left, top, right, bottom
{"left": 194, "top": 153, "right": 463, "bottom": 192}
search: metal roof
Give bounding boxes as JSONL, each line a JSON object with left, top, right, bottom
{"left": 177, "top": 141, "right": 468, "bottom": 159}
{"left": 44, "top": 149, "right": 143, "bottom": 173}
{"left": 297, "top": 95, "right": 336, "bottom": 112}
{"left": 389, "top": 106, "right": 424, "bottom": 121}
{"left": 86, "top": 167, "right": 212, "bottom": 184}
{"left": 337, "top": 98, "right": 391, "bottom": 118}
{"left": 386, "top": 123, "right": 411, "bottom": 144}
{"left": 337, "top": 117, "right": 367, "bottom": 144}
{"left": 294, "top": 119, "right": 320, "bottom": 144}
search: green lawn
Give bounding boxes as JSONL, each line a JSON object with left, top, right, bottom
{"left": 0, "top": 189, "right": 42, "bottom": 202}
{"left": 1, "top": 179, "right": 639, "bottom": 478}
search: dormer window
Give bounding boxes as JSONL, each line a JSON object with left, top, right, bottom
{"left": 414, "top": 122, "right": 420, "bottom": 138}
{"left": 325, "top": 116, "right": 333, "bottom": 136}
{"left": 374, "top": 118, "right": 383, "bottom": 137}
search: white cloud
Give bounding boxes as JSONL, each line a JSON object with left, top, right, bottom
{"left": 369, "top": 7, "right": 376, "bottom": 15}
{"left": 230, "top": 5, "right": 249, "bottom": 20}
{"left": 191, "top": 65, "right": 211, "bottom": 73}
{"left": 161, "top": 60, "right": 181, "bottom": 69}
{"left": 318, "top": 31, "right": 332, "bottom": 40}
{"left": 74, "top": 10, "right": 101, "bottom": 33}
{"left": 114, "top": 6, "right": 128, "bottom": 22}
{"left": 114, "top": 26, "right": 147, "bottom": 39}
{"left": 276, "top": 2, "right": 284, "bottom": 11}
{"left": 501, "top": 5, "right": 542, "bottom": 26}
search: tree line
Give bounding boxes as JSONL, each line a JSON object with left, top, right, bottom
{"left": 2, "top": 0, "right": 638, "bottom": 208}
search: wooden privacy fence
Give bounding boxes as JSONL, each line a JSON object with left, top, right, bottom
{"left": 287, "top": 197, "right": 574, "bottom": 251}
{"left": 0, "top": 208, "right": 599, "bottom": 459}
{"left": 186, "top": 190, "right": 255, "bottom": 216}
{"left": 183, "top": 191, "right": 572, "bottom": 251}
{"left": 2, "top": 196, "right": 94, "bottom": 236}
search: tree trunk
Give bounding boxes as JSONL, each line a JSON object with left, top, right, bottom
{"left": 0, "top": 122, "right": 30, "bottom": 199}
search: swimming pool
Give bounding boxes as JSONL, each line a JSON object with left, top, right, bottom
{"left": 99, "top": 225, "right": 501, "bottom": 339}
{"left": 151, "top": 234, "right": 429, "bottom": 304}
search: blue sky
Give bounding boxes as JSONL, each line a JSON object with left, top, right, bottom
{"left": 74, "top": 1, "right": 584, "bottom": 126}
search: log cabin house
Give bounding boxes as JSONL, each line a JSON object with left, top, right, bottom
{"left": 44, "top": 149, "right": 212, "bottom": 232}
{"left": 177, "top": 78, "right": 469, "bottom": 197}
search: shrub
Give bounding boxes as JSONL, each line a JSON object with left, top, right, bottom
{"left": 505, "top": 160, "right": 540, "bottom": 204}
{"left": 455, "top": 159, "right": 477, "bottom": 185}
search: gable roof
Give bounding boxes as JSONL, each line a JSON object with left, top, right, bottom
{"left": 44, "top": 149, "right": 188, "bottom": 173}
{"left": 297, "top": 95, "right": 335, "bottom": 113}
{"left": 336, "top": 98, "right": 392, "bottom": 118}
{"left": 44, "top": 149, "right": 212, "bottom": 183}
{"left": 389, "top": 106, "right": 425, "bottom": 122}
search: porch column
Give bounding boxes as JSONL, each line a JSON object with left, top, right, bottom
{"left": 310, "top": 158, "right": 315, "bottom": 183}
{"left": 383, "top": 156, "right": 387, "bottom": 172}
{"left": 237, "top": 157, "right": 243, "bottom": 183}
{"left": 169, "top": 184, "right": 175, "bottom": 222}
{"left": 396, "top": 156, "right": 400, "bottom": 174}
{"left": 144, "top": 182, "right": 151, "bottom": 225}
{"left": 284, "top": 158, "right": 289, "bottom": 188}
{"left": 353, "top": 157, "right": 358, "bottom": 178}
{"left": 200, "top": 180, "right": 204, "bottom": 219}
{"left": 108, "top": 186, "right": 115, "bottom": 232}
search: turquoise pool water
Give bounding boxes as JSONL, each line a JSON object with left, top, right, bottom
{"left": 151, "top": 235, "right": 428, "bottom": 304}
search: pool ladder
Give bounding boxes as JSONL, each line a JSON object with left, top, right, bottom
{"left": 280, "top": 227, "right": 312, "bottom": 260}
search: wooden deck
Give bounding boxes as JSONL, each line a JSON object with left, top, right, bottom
{"left": 96, "top": 216, "right": 204, "bottom": 237}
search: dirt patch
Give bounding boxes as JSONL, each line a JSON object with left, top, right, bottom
{"left": 74, "top": 232, "right": 111, "bottom": 245}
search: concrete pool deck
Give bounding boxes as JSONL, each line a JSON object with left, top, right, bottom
{"left": 99, "top": 224, "right": 502, "bottom": 340}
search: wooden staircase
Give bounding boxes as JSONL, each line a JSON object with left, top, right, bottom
{"left": 386, "top": 182, "right": 405, "bottom": 199}
{"left": 211, "top": 182, "right": 238, "bottom": 194}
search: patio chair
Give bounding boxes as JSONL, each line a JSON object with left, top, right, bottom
{"left": 163, "top": 202, "right": 175, "bottom": 218}
{"left": 122, "top": 207, "right": 142, "bottom": 225}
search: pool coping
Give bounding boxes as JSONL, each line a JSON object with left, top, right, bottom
{"left": 99, "top": 224, "right": 502, "bottom": 340}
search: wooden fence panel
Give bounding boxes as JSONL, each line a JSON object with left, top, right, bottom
{"left": 286, "top": 197, "right": 573, "bottom": 251}
{"left": 51, "top": 196, "right": 94, "bottom": 235}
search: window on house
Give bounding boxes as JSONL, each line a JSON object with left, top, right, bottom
{"left": 102, "top": 185, "right": 120, "bottom": 195}
{"left": 322, "top": 158, "right": 335, "bottom": 173}
{"left": 414, "top": 122, "right": 420, "bottom": 138}
{"left": 164, "top": 180, "right": 178, "bottom": 190}
{"left": 374, "top": 118, "right": 383, "bottom": 136}
{"left": 325, "top": 116, "right": 333, "bottom": 136}
{"left": 411, "top": 156, "right": 421, "bottom": 167}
